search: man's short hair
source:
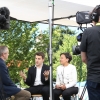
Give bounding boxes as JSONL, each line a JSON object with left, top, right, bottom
{"left": 90, "top": 5, "right": 100, "bottom": 22}
{"left": 60, "top": 52, "right": 72, "bottom": 63}
{"left": 35, "top": 52, "right": 45, "bottom": 59}
{"left": 0, "top": 46, "right": 8, "bottom": 56}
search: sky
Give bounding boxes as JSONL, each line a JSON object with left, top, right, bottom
{"left": 38, "top": 23, "right": 82, "bottom": 34}
{"left": 38, "top": 23, "right": 49, "bottom": 31}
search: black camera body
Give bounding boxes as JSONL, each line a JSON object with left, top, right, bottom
{"left": 0, "top": 7, "right": 10, "bottom": 30}
{"left": 72, "top": 33, "right": 83, "bottom": 55}
{"left": 76, "top": 11, "right": 92, "bottom": 24}
{"left": 72, "top": 11, "right": 92, "bottom": 55}
{"left": 72, "top": 5, "right": 100, "bottom": 55}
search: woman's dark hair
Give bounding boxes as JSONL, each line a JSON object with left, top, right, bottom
{"left": 60, "top": 52, "right": 72, "bottom": 63}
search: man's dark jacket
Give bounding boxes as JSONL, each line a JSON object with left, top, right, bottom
{"left": 25, "top": 64, "right": 50, "bottom": 87}
{"left": 0, "top": 58, "right": 21, "bottom": 97}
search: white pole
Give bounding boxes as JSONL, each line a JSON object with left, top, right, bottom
{"left": 48, "top": 0, "right": 54, "bottom": 100}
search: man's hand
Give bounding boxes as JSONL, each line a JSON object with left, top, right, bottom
{"left": 55, "top": 85, "right": 61, "bottom": 89}
{"left": 43, "top": 70, "right": 49, "bottom": 79}
{"left": 19, "top": 70, "right": 26, "bottom": 80}
{"left": 60, "top": 84, "right": 66, "bottom": 90}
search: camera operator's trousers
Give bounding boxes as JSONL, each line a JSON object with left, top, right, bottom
{"left": 87, "top": 80, "right": 100, "bottom": 100}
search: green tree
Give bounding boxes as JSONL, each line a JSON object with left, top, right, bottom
{"left": 0, "top": 20, "right": 38, "bottom": 84}
{"left": 40, "top": 25, "right": 87, "bottom": 82}
{"left": 0, "top": 21, "right": 87, "bottom": 87}
{"left": 52, "top": 33, "right": 87, "bottom": 82}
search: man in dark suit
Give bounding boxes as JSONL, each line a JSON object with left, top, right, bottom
{"left": 19, "top": 52, "right": 50, "bottom": 100}
{"left": 0, "top": 46, "right": 31, "bottom": 100}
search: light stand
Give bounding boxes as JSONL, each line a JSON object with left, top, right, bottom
{"left": 48, "top": 0, "right": 54, "bottom": 100}
{"left": 48, "top": 1, "right": 76, "bottom": 100}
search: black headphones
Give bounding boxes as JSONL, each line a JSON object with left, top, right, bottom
{"left": 91, "top": 5, "right": 100, "bottom": 22}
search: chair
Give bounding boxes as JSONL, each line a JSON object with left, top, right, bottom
{"left": 31, "top": 94, "right": 42, "bottom": 100}
{"left": 31, "top": 87, "right": 78, "bottom": 100}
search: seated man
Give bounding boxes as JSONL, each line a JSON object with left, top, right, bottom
{"left": 19, "top": 52, "right": 50, "bottom": 100}
{"left": 54, "top": 52, "right": 78, "bottom": 100}
{"left": 0, "top": 46, "right": 31, "bottom": 100}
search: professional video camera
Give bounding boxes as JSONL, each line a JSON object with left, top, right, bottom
{"left": 76, "top": 11, "right": 92, "bottom": 24}
{"left": 0, "top": 7, "right": 10, "bottom": 30}
{"left": 72, "top": 33, "right": 83, "bottom": 55}
{"left": 72, "top": 11, "right": 92, "bottom": 55}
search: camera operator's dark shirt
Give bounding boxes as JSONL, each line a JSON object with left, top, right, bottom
{"left": 81, "top": 25, "right": 100, "bottom": 83}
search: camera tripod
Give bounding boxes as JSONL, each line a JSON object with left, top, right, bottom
{"left": 79, "top": 83, "right": 87, "bottom": 100}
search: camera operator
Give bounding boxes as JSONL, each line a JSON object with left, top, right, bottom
{"left": 80, "top": 5, "right": 100, "bottom": 100}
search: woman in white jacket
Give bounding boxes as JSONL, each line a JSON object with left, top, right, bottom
{"left": 54, "top": 52, "right": 78, "bottom": 100}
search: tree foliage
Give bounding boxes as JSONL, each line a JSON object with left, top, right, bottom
{"left": 52, "top": 34, "right": 87, "bottom": 82}
{"left": 0, "top": 20, "right": 38, "bottom": 83}
{"left": 0, "top": 22, "right": 87, "bottom": 87}
{"left": 51, "top": 25, "right": 87, "bottom": 82}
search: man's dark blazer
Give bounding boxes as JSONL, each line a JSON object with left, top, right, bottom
{"left": 0, "top": 58, "right": 21, "bottom": 97}
{"left": 25, "top": 64, "right": 50, "bottom": 87}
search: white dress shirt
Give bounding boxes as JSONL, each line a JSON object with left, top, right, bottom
{"left": 34, "top": 66, "right": 43, "bottom": 86}
{"left": 56, "top": 64, "right": 77, "bottom": 88}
